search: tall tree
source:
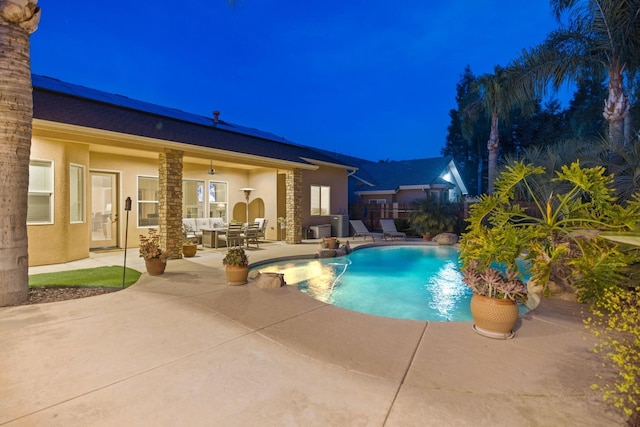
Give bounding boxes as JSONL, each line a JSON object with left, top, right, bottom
{"left": 0, "top": 1, "right": 40, "bottom": 306}
{"left": 564, "top": 76, "right": 608, "bottom": 139}
{"left": 443, "top": 66, "right": 487, "bottom": 194}
{"left": 466, "top": 65, "right": 532, "bottom": 194}
{"left": 511, "top": 0, "right": 640, "bottom": 150}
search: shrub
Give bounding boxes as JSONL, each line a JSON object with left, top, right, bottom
{"left": 585, "top": 287, "right": 640, "bottom": 423}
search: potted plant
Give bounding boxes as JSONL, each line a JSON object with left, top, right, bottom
{"left": 460, "top": 161, "right": 636, "bottom": 337}
{"left": 462, "top": 260, "right": 527, "bottom": 339}
{"left": 139, "top": 228, "right": 167, "bottom": 275}
{"left": 182, "top": 236, "right": 197, "bottom": 258}
{"left": 222, "top": 247, "right": 249, "bottom": 285}
{"left": 322, "top": 237, "right": 338, "bottom": 249}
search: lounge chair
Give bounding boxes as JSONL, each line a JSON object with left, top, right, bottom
{"left": 349, "top": 220, "right": 383, "bottom": 241}
{"left": 380, "top": 219, "right": 406, "bottom": 240}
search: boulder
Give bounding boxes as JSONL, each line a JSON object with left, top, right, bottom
{"left": 255, "top": 272, "right": 286, "bottom": 289}
{"left": 318, "top": 249, "right": 337, "bottom": 258}
{"left": 433, "top": 233, "right": 458, "bottom": 245}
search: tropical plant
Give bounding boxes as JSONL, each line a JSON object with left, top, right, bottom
{"left": 139, "top": 229, "right": 167, "bottom": 261}
{"left": 183, "top": 236, "right": 197, "bottom": 245}
{"left": 409, "top": 198, "right": 459, "bottom": 235}
{"left": 510, "top": 0, "right": 640, "bottom": 150}
{"left": 222, "top": 247, "right": 248, "bottom": 267}
{"left": 0, "top": 1, "right": 41, "bottom": 306}
{"left": 459, "top": 160, "right": 640, "bottom": 303}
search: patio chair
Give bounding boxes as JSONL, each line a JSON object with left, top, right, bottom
{"left": 218, "top": 222, "right": 245, "bottom": 247}
{"left": 255, "top": 218, "right": 268, "bottom": 239}
{"left": 380, "top": 219, "right": 406, "bottom": 240}
{"left": 349, "top": 220, "right": 383, "bottom": 241}
{"left": 241, "top": 222, "right": 260, "bottom": 249}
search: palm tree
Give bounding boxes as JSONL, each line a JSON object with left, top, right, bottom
{"left": 465, "top": 65, "right": 533, "bottom": 194}
{"left": 0, "top": 2, "right": 40, "bottom": 306}
{"left": 510, "top": 0, "right": 640, "bottom": 151}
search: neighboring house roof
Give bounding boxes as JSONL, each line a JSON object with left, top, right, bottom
{"left": 350, "top": 157, "right": 468, "bottom": 195}
{"left": 31, "top": 75, "right": 356, "bottom": 169}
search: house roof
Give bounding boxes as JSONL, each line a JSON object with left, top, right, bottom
{"left": 30, "top": 75, "right": 468, "bottom": 194}
{"left": 32, "top": 75, "right": 356, "bottom": 169}
{"left": 351, "top": 157, "right": 458, "bottom": 193}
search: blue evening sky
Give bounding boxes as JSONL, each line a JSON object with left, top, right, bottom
{"left": 31, "top": 1, "right": 563, "bottom": 162}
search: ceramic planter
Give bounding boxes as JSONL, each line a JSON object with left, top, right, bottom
{"left": 145, "top": 258, "right": 166, "bottom": 276}
{"left": 182, "top": 244, "right": 197, "bottom": 257}
{"left": 225, "top": 265, "right": 249, "bottom": 285}
{"left": 470, "top": 293, "right": 519, "bottom": 339}
{"left": 324, "top": 237, "right": 337, "bottom": 249}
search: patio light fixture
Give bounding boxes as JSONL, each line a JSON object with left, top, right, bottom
{"left": 238, "top": 187, "right": 256, "bottom": 223}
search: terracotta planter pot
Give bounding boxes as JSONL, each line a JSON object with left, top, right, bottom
{"left": 470, "top": 293, "right": 519, "bottom": 339}
{"left": 324, "top": 237, "right": 337, "bottom": 249}
{"left": 145, "top": 258, "right": 166, "bottom": 276}
{"left": 422, "top": 233, "right": 432, "bottom": 241}
{"left": 225, "top": 265, "right": 249, "bottom": 285}
{"left": 182, "top": 244, "right": 197, "bottom": 258}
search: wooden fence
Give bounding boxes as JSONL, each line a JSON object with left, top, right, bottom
{"left": 349, "top": 200, "right": 541, "bottom": 235}
{"left": 349, "top": 202, "right": 468, "bottom": 234}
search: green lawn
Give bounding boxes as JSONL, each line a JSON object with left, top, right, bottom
{"left": 29, "top": 266, "right": 141, "bottom": 288}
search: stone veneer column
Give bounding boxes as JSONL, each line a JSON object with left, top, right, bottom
{"left": 285, "top": 169, "right": 302, "bottom": 244}
{"left": 158, "top": 149, "right": 183, "bottom": 259}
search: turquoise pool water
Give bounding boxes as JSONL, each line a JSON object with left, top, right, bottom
{"left": 253, "top": 245, "right": 527, "bottom": 322}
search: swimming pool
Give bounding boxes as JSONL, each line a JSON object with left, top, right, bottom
{"left": 253, "top": 245, "right": 529, "bottom": 322}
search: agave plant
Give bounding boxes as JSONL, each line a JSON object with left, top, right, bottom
{"left": 461, "top": 260, "right": 527, "bottom": 303}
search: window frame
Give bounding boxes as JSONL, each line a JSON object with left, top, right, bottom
{"left": 27, "top": 159, "right": 54, "bottom": 225}
{"left": 310, "top": 184, "right": 331, "bottom": 216}
{"left": 69, "top": 163, "right": 86, "bottom": 224}
{"left": 207, "top": 180, "right": 228, "bottom": 220}
{"left": 137, "top": 175, "right": 159, "bottom": 228}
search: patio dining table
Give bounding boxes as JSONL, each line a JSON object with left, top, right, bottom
{"left": 201, "top": 226, "right": 227, "bottom": 249}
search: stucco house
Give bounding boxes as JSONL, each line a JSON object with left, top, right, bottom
{"left": 28, "top": 75, "right": 469, "bottom": 266}
{"left": 29, "top": 75, "right": 358, "bottom": 266}
{"left": 349, "top": 157, "right": 468, "bottom": 204}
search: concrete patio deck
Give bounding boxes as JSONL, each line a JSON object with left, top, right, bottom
{"left": 0, "top": 240, "right": 625, "bottom": 426}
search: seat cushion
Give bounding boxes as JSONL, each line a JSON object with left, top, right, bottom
{"left": 210, "top": 218, "right": 225, "bottom": 229}
{"left": 182, "top": 218, "right": 197, "bottom": 232}
{"left": 195, "top": 218, "right": 210, "bottom": 231}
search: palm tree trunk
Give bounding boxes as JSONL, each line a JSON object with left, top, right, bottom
{"left": 476, "top": 142, "right": 483, "bottom": 195}
{"left": 603, "top": 71, "right": 629, "bottom": 151}
{"left": 0, "top": 2, "right": 40, "bottom": 306}
{"left": 623, "top": 114, "right": 633, "bottom": 147}
{"left": 487, "top": 113, "right": 499, "bottom": 194}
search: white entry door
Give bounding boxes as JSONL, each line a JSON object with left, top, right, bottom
{"left": 90, "top": 172, "right": 118, "bottom": 249}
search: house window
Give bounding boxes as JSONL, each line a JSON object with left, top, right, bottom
{"left": 310, "top": 185, "right": 330, "bottom": 216}
{"left": 138, "top": 176, "right": 159, "bottom": 227}
{"left": 70, "top": 164, "right": 85, "bottom": 223}
{"left": 208, "top": 181, "right": 228, "bottom": 220}
{"left": 183, "top": 180, "right": 205, "bottom": 218}
{"left": 27, "top": 160, "right": 54, "bottom": 224}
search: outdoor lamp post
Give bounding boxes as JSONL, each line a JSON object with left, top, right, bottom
{"left": 238, "top": 187, "right": 256, "bottom": 223}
